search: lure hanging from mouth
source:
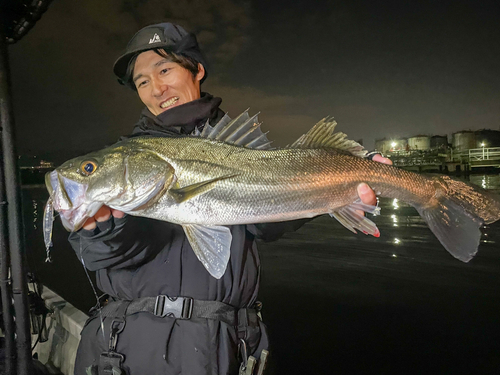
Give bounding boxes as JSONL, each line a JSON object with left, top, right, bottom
{"left": 43, "top": 196, "right": 54, "bottom": 263}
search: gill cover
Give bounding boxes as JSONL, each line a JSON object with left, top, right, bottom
{"left": 107, "top": 149, "right": 175, "bottom": 212}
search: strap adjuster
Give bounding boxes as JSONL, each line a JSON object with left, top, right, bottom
{"left": 154, "top": 295, "right": 193, "bottom": 319}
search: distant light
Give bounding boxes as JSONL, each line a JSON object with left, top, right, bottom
{"left": 392, "top": 254, "right": 397, "bottom": 258}
{"left": 394, "top": 238, "right": 401, "bottom": 244}
{"left": 391, "top": 142, "right": 397, "bottom": 147}
{"left": 481, "top": 142, "right": 485, "bottom": 147}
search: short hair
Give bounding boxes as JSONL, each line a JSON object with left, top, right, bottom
{"left": 125, "top": 49, "right": 201, "bottom": 91}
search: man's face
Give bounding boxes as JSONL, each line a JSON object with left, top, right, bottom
{"left": 133, "top": 50, "right": 205, "bottom": 116}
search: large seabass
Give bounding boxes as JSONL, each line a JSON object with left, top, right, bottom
{"left": 44, "top": 112, "right": 500, "bottom": 278}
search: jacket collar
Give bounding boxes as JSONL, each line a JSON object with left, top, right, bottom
{"left": 141, "top": 92, "right": 222, "bottom": 134}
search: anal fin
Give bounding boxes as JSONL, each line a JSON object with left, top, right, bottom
{"left": 330, "top": 199, "right": 381, "bottom": 237}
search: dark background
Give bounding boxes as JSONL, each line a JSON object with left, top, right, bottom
{"left": 7, "top": 0, "right": 500, "bottom": 162}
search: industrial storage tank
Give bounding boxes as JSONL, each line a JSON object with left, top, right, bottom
{"left": 430, "top": 135, "right": 448, "bottom": 150}
{"left": 388, "top": 138, "right": 408, "bottom": 152}
{"left": 474, "top": 129, "right": 500, "bottom": 148}
{"left": 408, "top": 135, "right": 430, "bottom": 151}
{"left": 452, "top": 131, "right": 476, "bottom": 151}
{"left": 375, "top": 138, "right": 408, "bottom": 153}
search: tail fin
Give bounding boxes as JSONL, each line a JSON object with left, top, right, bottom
{"left": 416, "top": 176, "right": 500, "bottom": 262}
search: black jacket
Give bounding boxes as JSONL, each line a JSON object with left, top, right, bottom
{"left": 69, "top": 94, "right": 305, "bottom": 375}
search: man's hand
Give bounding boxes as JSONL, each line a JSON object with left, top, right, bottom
{"left": 357, "top": 154, "right": 392, "bottom": 208}
{"left": 83, "top": 206, "right": 125, "bottom": 230}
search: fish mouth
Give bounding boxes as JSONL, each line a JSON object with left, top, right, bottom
{"left": 46, "top": 170, "right": 98, "bottom": 232}
{"left": 46, "top": 163, "right": 167, "bottom": 232}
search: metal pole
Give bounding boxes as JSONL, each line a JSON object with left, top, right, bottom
{"left": 0, "top": 33, "right": 33, "bottom": 375}
{"left": 0, "top": 136, "right": 15, "bottom": 375}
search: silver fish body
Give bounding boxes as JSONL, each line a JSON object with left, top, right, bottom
{"left": 122, "top": 137, "right": 426, "bottom": 224}
{"left": 45, "top": 113, "right": 500, "bottom": 278}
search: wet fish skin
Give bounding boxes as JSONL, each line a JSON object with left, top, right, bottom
{"left": 102, "top": 136, "right": 499, "bottom": 227}
{"left": 45, "top": 114, "right": 500, "bottom": 277}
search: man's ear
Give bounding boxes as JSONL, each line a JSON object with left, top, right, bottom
{"left": 196, "top": 63, "right": 206, "bottom": 82}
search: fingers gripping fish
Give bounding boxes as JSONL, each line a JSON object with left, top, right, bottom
{"left": 44, "top": 111, "right": 500, "bottom": 278}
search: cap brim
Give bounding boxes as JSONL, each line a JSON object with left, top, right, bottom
{"left": 113, "top": 44, "right": 176, "bottom": 83}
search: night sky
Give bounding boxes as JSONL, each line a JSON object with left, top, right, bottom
{"left": 8, "top": 0, "right": 500, "bottom": 162}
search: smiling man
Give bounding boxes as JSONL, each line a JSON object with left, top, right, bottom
{"left": 70, "top": 23, "right": 391, "bottom": 375}
{"left": 132, "top": 50, "right": 205, "bottom": 114}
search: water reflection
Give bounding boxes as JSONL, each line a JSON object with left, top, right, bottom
{"left": 392, "top": 198, "right": 399, "bottom": 209}
{"left": 391, "top": 214, "right": 398, "bottom": 226}
{"left": 468, "top": 174, "right": 500, "bottom": 192}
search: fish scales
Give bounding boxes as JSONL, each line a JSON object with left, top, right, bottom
{"left": 129, "top": 136, "right": 437, "bottom": 225}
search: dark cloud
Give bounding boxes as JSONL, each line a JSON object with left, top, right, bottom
{"left": 8, "top": 0, "right": 253, "bottom": 160}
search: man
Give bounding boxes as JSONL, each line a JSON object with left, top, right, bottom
{"left": 70, "top": 23, "right": 391, "bottom": 375}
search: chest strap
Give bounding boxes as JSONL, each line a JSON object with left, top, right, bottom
{"left": 98, "top": 295, "right": 260, "bottom": 328}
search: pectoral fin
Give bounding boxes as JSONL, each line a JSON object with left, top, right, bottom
{"left": 182, "top": 224, "right": 232, "bottom": 279}
{"left": 169, "top": 175, "right": 237, "bottom": 203}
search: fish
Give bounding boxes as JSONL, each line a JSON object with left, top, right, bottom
{"left": 44, "top": 111, "right": 500, "bottom": 278}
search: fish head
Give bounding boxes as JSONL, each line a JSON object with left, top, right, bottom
{"left": 46, "top": 144, "right": 175, "bottom": 232}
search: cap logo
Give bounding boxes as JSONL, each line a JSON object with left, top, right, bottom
{"left": 149, "top": 33, "right": 162, "bottom": 44}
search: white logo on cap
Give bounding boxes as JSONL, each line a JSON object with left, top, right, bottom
{"left": 149, "top": 33, "right": 162, "bottom": 44}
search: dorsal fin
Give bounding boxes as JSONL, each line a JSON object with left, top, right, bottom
{"left": 195, "top": 110, "right": 273, "bottom": 150}
{"left": 290, "top": 117, "right": 367, "bottom": 157}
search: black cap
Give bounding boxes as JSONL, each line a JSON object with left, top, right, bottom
{"left": 113, "top": 23, "right": 208, "bottom": 85}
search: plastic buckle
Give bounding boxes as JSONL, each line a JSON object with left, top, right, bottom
{"left": 154, "top": 295, "right": 193, "bottom": 319}
{"left": 99, "top": 352, "right": 125, "bottom": 375}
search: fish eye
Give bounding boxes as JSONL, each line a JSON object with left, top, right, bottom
{"left": 80, "top": 160, "right": 98, "bottom": 176}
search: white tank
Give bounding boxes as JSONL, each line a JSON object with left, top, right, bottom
{"left": 452, "top": 131, "right": 476, "bottom": 151}
{"left": 408, "top": 136, "right": 430, "bottom": 151}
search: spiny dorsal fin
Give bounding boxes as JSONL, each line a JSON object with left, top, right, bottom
{"left": 195, "top": 110, "right": 273, "bottom": 150}
{"left": 290, "top": 117, "right": 367, "bottom": 158}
